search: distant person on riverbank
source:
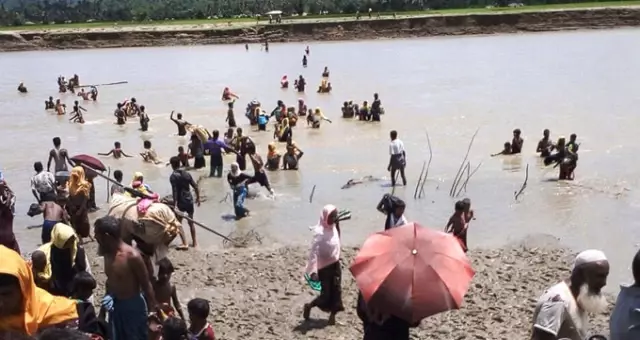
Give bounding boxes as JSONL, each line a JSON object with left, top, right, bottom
{"left": 322, "top": 66, "right": 330, "bottom": 77}
{"left": 388, "top": 130, "right": 407, "bottom": 187}
{"left": 610, "top": 249, "right": 640, "bottom": 340}
{"left": 531, "top": 249, "right": 609, "bottom": 340}
{"left": 170, "top": 111, "right": 189, "bottom": 136}
{"left": 245, "top": 43, "right": 249, "bottom": 51}
{"left": 445, "top": 200, "right": 468, "bottom": 252}
{"left": 305, "top": 45, "right": 310, "bottom": 55}
{"left": 99, "top": 141, "right": 133, "bottom": 159}
{"left": 17, "top": 82, "right": 27, "bottom": 93}
{"left": 511, "top": 128, "right": 523, "bottom": 154}
{"left": 302, "top": 55, "right": 308, "bottom": 68}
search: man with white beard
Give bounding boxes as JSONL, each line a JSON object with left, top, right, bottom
{"left": 531, "top": 249, "right": 610, "bottom": 340}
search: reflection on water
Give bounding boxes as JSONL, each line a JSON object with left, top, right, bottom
{"left": 1, "top": 29, "right": 640, "bottom": 291}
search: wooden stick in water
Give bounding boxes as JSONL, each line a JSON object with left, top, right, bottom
{"left": 309, "top": 184, "right": 316, "bottom": 203}
{"left": 453, "top": 162, "right": 471, "bottom": 197}
{"left": 106, "top": 167, "right": 111, "bottom": 203}
{"left": 414, "top": 161, "right": 427, "bottom": 199}
{"left": 77, "top": 81, "right": 128, "bottom": 88}
{"left": 419, "top": 129, "right": 434, "bottom": 199}
{"left": 450, "top": 128, "right": 479, "bottom": 197}
{"left": 456, "top": 161, "right": 483, "bottom": 197}
{"left": 514, "top": 163, "right": 529, "bottom": 200}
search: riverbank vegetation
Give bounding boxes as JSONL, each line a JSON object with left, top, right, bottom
{"left": 0, "top": 0, "right": 638, "bottom": 27}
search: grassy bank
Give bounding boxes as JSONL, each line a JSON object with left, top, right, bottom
{"left": 1, "top": 0, "right": 640, "bottom": 32}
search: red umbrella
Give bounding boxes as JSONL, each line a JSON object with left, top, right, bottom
{"left": 350, "top": 222, "right": 474, "bottom": 323}
{"left": 70, "top": 154, "right": 106, "bottom": 172}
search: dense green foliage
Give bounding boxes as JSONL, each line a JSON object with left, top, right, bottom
{"left": 0, "top": 0, "right": 635, "bottom": 26}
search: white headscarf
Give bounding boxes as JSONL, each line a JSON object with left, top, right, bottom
{"left": 572, "top": 249, "right": 607, "bottom": 270}
{"left": 229, "top": 162, "right": 241, "bottom": 177}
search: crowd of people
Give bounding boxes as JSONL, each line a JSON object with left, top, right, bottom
{"left": 1, "top": 45, "right": 631, "bottom": 340}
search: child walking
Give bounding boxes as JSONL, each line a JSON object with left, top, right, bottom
{"left": 188, "top": 298, "right": 216, "bottom": 340}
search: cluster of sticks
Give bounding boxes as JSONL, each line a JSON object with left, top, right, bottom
{"left": 223, "top": 229, "right": 264, "bottom": 248}
{"left": 414, "top": 130, "right": 434, "bottom": 199}
{"left": 449, "top": 128, "right": 482, "bottom": 198}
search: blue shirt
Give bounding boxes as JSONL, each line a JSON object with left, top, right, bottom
{"left": 610, "top": 284, "right": 640, "bottom": 340}
{"left": 205, "top": 138, "right": 227, "bottom": 156}
{"left": 258, "top": 115, "right": 268, "bottom": 125}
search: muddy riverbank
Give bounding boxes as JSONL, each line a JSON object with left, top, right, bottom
{"left": 85, "top": 236, "right": 614, "bottom": 339}
{"left": 2, "top": 7, "right": 640, "bottom": 51}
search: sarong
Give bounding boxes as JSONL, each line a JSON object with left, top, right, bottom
{"left": 42, "top": 219, "right": 57, "bottom": 244}
{"left": 233, "top": 186, "right": 248, "bottom": 218}
{"left": 312, "top": 261, "right": 344, "bottom": 313}
{"left": 108, "top": 294, "right": 148, "bottom": 340}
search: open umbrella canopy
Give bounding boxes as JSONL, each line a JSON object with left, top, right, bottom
{"left": 70, "top": 154, "right": 106, "bottom": 172}
{"left": 350, "top": 222, "right": 474, "bottom": 323}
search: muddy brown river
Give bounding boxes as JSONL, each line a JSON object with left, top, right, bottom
{"left": 1, "top": 28, "right": 639, "bottom": 291}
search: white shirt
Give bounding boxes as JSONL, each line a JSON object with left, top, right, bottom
{"left": 31, "top": 171, "right": 56, "bottom": 193}
{"left": 389, "top": 214, "right": 408, "bottom": 228}
{"left": 532, "top": 281, "right": 587, "bottom": 340}
{"left": 389, "top": 139, "right": 405, "bottom": 156}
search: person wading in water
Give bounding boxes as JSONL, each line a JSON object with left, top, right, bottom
{"left": 388, "top": 130, "right": 407, "bottom": 187}
{"left": 170, "top": 111, "right": 190, "bottom": 137}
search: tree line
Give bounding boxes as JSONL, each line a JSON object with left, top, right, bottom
{"left": 0, "top": 0, "right": 633, "bottom": 26}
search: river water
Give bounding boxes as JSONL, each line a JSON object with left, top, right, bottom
{"left": 1, "top": 28, "right": 639, "bottom": 291}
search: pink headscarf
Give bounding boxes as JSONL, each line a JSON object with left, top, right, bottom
{"left": 306, "top": 204, "right": 340, "bottom": 275}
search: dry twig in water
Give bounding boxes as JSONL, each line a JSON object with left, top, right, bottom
{"left": 414, "top": 161, "right": 427, "bottom": 199}
{"left": 453, "top": 162, "right": 471, "bottom": 197}
{"left": 418, "top": 129, "right": 434, "bottom": 199}
{"left": 309, "top": 184, "right": 316, "bottom": 203}
{"left": 450, "top": 128, "right": 479, "bottom": 197}
{"left": 514, "top": 164, "right": 529, "bottom": 200}
{"left": 456, "top": 161, "right": 483, "bottom": 197}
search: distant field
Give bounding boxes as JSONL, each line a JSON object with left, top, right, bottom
{"left": 1, "top": 1, "right": 640, "bottom": 31}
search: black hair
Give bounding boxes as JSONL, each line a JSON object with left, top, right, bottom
{"left": 187, "top": 298, "right": 210, "bottom": 319}
{"left": 390, "top": 130, "right": 398, "bottom": 139}
{"left": 157, "top": 258, "right": 175, "bottom": 274}
{"left": 34, "top": 162, "right": 43, "bottom": 172}
{"left": 72, "top": 271, "right": 97, "bottom": 293}
{"left": 0, "top": 273, "right": 19, "bottom": 288}
{"left": 140, "top": 105, "right": 145, "bottom": 111}
{"left": 94, "top": 216, "right": 121, "bottom": 239}
{"left": 178, "top": 146, "right": 184, "bottom": 152}
{"left": 513, "top": 128, "right": 521, "bottom": 135}
{"left": 455, "top": 200, "right": 465, "bottom": 211}
{"left": 633, "top": 249, "right": 640, "bottom": 284}
{"left": 114, "top": 141, "right": 121, "bottom": 148}
{"left": 113, "top": 170, "right": 123, "bottom": 181}
{"left": 543, "top": 129, "right": 549, "bottom": 135}
{"left": 212, "top": 130, "right": 220, "bottom": 138}
{"left": 143, "top": 140, "right": 151, "bottom": 149}
{"left": 170, "top": 156, "right": 180, "bottom": 169}
{"left": 176, "top": 113, "right": 183, "bottom": 119}
{"left": 52, "top": 137, "right": 61, "bottom": 147}
{"left": 161, "top": 317, "right": 189, "bottom": 340}
{"left": 570, "top": 133, "right": 577, "bottom": 139}
{"left": 37, "top": 328, "right": 90, "bottom": 340}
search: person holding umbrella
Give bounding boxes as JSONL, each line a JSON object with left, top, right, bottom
{"left": 302, "top": 204, "right": 344, "bottom": 325}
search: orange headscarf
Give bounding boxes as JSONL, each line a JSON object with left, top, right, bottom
{"left": 0, "top": 245, "right": 78, "bottom": 335}
{"left": 67, "top": 166, "right": 91, "bottom": 197}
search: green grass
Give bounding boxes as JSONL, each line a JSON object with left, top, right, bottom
{"left": 2, "top": 0, "right": 640, "bottom": 31}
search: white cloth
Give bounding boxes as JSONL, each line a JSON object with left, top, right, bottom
{"left": 389, "top": 139, "right": 405, "bottom": 156}
{"left": 573, "top": 249, "right": 607, "bottom": 270}
{"left": 305, "top": 205, "right": 341, "bottom": 275}
{"left": 31, "top": 171, "right": 56, "bottom": 194}
{"left": 532, "top": 281, "right": 586, "bottom": 340}
{"left": 389, "top": 214, "right": 408, "bottom": 228}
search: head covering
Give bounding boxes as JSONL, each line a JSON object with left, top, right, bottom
{"left": 133, "top": 172, "right": 144, "bottom": 181}
{"left": 573, "top": 250, "right": 607, "bottom": 270}
{"left": 51, "top": 223, "right": 78, "bottom": 263}
{"left": 0, "top": 245, "right": 78, "bottom": 335}
{"left": 67, "top": 166, "right": 90, "bottom": 197}
{"left": 230, "top": 162, "right": 241, "bottom": 177}
{"left": 267, "top": 143, "right": 277, "bottom": 158}
{"left": 318, "top": 204, "right": 337, "bottom": 229}
{"left": 0, "top": 171, "right": 4, "bottom": 182}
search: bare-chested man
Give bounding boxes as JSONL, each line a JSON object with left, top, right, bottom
{"left": 98, "top": 141, "right": 133, "bottom": 159}
{"left": 40, "top": 200, "right": 69, "bottom": 244}
{"left": 47, "top": 137, "right": 74, "bottom": 176}
{"left": 95, "top": 216, "right": 157, "bottom": 340}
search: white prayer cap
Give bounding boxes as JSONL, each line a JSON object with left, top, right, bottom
{"left": 572, "top": 249, "right": 608, "bottom": 270}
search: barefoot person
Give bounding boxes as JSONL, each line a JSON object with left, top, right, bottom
{"left": 170, "top": 111, "right": 190, "bottom": 137}
{"left": 445, "top": 201, "right": 467, "bottom": 252}
{"left": 153, "top": 258, "right": 185, "bottom": 320}
{"left": 303, "top": 205, "right": 344, "bottom": 325}
{"left": 531, "top": 249, "right": 610, "bottom": 340}
{"left": 47, "top": 137, "right": 73, "bottom": 175}
{"left": 31, "top": 161, "right": 57, "bottom": 203}
{"left": 40, "top": 200, "right": 69, "bottom": 244}
{"left": 169, "top": 156, "right": 201, "bottom": 248}
{"left": 388, "top": 130, "right": 407, "bottom": 187}
{"left": 95, "top": 215, "right": 158, "bottom": 340}
{"left": 227, "top": 162, "right": 252, "bottom": 220}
